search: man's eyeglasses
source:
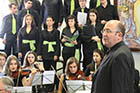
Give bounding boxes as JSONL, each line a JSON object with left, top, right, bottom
{"left": 101, "top": 29, "right": 120, "bottom": 34}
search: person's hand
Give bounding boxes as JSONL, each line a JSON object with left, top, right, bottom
{"left": 61, "top": 38, "right": 67, "bottom": 43}
{"left": 91, "top": 36, "right": 100, "bottom": 42}
{"left": 2, "top": 39, "right": 6, "bottom": 44}
{"left": 78, "top": 24, "right": 83, "bottom": 27}
{"left": 58, "top": 22, "right": 61, "bottom": 27}
{"left": 37, "top": 56, "right": 42, "bottom": 60}
{"left": 71, "top": 40, "right": 77, "bottom": 45}
{"left": 34, "top": 62, "right": 45, "bottom": 72}
{"left": 53, "top": 55, "right": 58, "bottom": 61}
{"left": 18, "top": 53, "right": 22, "bottom": 58}
{"left": 31, "top": 68, "right": 37, "bottom": 75}
{"left": 101, "top": 20, "right": 107, "bottom": 24}
{"left": 88, "top": 74, "right": 92, "bottom": 81}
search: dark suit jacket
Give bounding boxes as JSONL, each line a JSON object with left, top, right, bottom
{"left": 91, "top": 41, "right": 135, "bottom": 93}
{"left": 64, "top": 0, "right": 80, "bottom": 19}
{"left": 0, "top": 14, "right": 18, "bottom": 41}
{"left": 17, "top": 8, "right": 40, "bottom": 30}
{"left": 19, "top": 0, "right": 41, "bottom": 15}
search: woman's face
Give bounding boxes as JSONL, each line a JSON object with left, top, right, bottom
{"left": 89, "top": 12, "right": 97, "bottom": 23}
{"left": 0, "top": 56, "right": 6, "bottom": 67}
{"left": 26, "top": 16, "right": 32, "bottom": 25}
{"left": 9, "top": 59, "right": 18, "bottom": 72}
{"left": 27, "top": 54, "right": 35, "bottom": 65}
{"left": 93, "top": 52, "right": 102, "bottom": 65}
{"left": 69, "top": 62, "right": 78, "bottom": 74}
{"left": 68, "top": 19, "right": 75, "bottom": 28}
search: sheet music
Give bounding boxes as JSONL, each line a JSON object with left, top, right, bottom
{"left": 66, "top": 80, "right": 92, "bottom": 93}
{"left": 32, "top": 71, "right": 55, "bottom": 86}
{"left": 77, "top": 12, "right": 87, "bottom": 26}
{"left": 12, "top": 86, "right": 32, "bottom": 93}
{"left": 63, "top": 31, "right": 79, "bottom": 42}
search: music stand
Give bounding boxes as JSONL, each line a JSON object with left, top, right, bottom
{"left": 66, "top": 80, "right": 92, "bottom": 93}
{"left": 32, "top": 71, "right": 55, "bottom": 93}
{"left": 32, "top": 71, "right": 55, "bottom": 85}
{"left": 12, "top": 86, "right": 32, "bottom": 93}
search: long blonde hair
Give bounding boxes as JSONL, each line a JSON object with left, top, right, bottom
{"left": 3, "top": 55, "right": 21, "bottom": 76}
{"left": 22, "top": 14, "right": 36, "bottom": 28}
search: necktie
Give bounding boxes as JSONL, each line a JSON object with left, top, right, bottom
{"left": 27, "top": 10, "right": 30, "bottom": 14}
{"left": 81, "top": 8, "right": 84, "bottom": 13}
{"left": 71, "top": 0, "right": 75, "bottom": 15}
{"left": 96, "top": 0, "right": 100, "bottom": 7}
{"left": 12, "top": 15, "right": 16, "bottom": 35}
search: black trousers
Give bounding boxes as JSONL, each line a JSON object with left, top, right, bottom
{"left": 5, "top": 40, "right": 17, "bottom": 57}
{"left": 62, "top": 52, "right": 75, "bottom": 73}
{"left": 83, "top": 49, "right": 94, "bottom": 71}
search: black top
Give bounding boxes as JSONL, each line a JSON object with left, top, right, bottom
{"left": 73, "top": 7, "right": 89, "bottom": 17}
{"left": 17, "top": 26, "right": 39, "bottom": 56}
{"left": 90, "top": 0, "right": 111, "bottom": 9}
{"left": 84, "top": 61, "right": 95, "bottom": 76}
{"left": 81, "top": 23, "right": 103, "bottom": 52}
{"left": 73, "top": 7, "right": 89, "bottom": 24}
{"left": 64, "top": 0, "right": 80, "bottom": 19}
{"left": 61, "top": 27, "right": 82, "bottom": 54}
{"left": 96, "top": 4, "right": 119, "bottom": 21}
{"left": 37, "top": 29, "right": 60, "bottom": 60}
{"left": 13, "top": 74, "right": 25, "bottom": 86}
{"left": 0, "top": 14, "right": 18, "bottom": 41}
{"left": 17, "top": 8, "right": 40, "bottom": 30}
{"left": 41, "top": 0, "right": 64, "bottom": 24}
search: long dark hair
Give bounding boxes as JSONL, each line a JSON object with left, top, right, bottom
{"left": 45, "top": 16, "right": 55, "bottom": 29}
{"left": 93, "top": 49, "right": 104, "bottom": 61}
{"left": 4, "top": 55, "right": 21, "bottom": 76}
{"left": 66, "top": 15, "right": 78, "bottom": 29}
{"left": 87, "top": 8, "right": 100, "bottom": 24}
{"left": 23, "top": 51, "right": 37, "bottom": 68}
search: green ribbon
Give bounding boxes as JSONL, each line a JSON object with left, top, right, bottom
{"left": 27, "top": 10, "right": 30, "bottom": 14}
{"left": 22, "top": 40, "right": 36, "bottom": 51}
{"left": 64, "top": 42, "right": 75, "bottom": 47}
{"left": 12, "top": 15, "right": 16, "bottom": 35}
{"left": 75, "top": 49, "right": 80, "bottom": 62}
{"left": 96, "top": 0, "right": 100, "bottom": 8}
{"left": 43, "top": 41, "right": 56, "bottom": 52}
{"left": 97, "top": 41, "right": 104, "bottom": 52}
{"left": 81, "top": 8, "right": 84, "bottom": 13}
{"left": 71, "top": 0, "right": 75, "bottom": 15}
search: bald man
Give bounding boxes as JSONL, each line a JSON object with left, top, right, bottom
{"left": 91, "top": 20, "right": 135, "bottom": 93}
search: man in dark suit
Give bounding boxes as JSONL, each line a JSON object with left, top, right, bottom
{"left": 91, "top": 20, "right": 135, "bottom": 93}
{"left": 0, "top": 3, "right": 18, "bottom": 56}
{"left": 19, "top": 0, "right": 41, "bottom": 15}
